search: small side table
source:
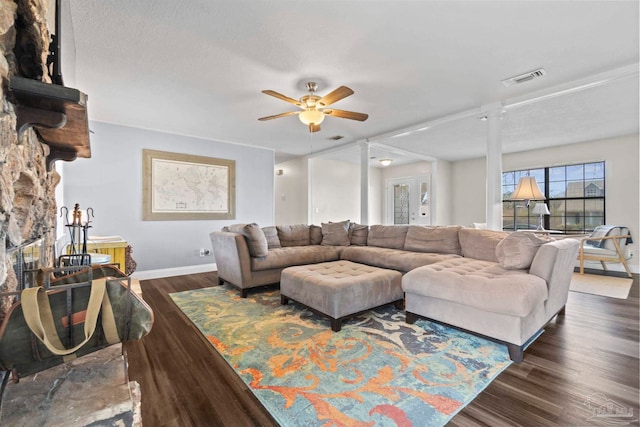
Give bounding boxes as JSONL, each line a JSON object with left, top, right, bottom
{"left": 86, "top": 236, "right": 128, "bottom": 271}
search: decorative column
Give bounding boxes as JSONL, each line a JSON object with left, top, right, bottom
{"left": 360, "top": 141, "right": 370, "bottom": 225}
{"left": 484, "top": 105, "right": 504, "bottom": 230}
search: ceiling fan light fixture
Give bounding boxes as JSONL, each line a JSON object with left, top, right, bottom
{"left": 299, "top": 109, "right": 325, "bottom": 125}
{"left": 379, "top": 158, "right": 393, "bottom": 166}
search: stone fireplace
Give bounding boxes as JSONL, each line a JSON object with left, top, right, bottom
{"left": 0, "top": 0, "right": 64, "bottom": 321}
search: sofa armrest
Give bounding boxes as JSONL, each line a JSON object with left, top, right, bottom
{"left": 209, "top": 231, "right": 253, "bottom": 286}
{"left": 529, "top": 239, "right": 580, "bottom": 316}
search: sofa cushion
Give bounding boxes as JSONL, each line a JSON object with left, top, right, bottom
{"left": 277, "top": 224, "right": 311, "bottom": 247}
{"left": 321, "top": 220, "right": 351, "bottom": 246}
{"left": 310, "top": 225, "right": 323, "bottom": 245}
{"left": 402, "top": 258, "right": 548, "bottom": 317}
{"left": 228, "top": 223, "right": 269, "bottom": 257}
{"left": 458, "top": 228, "right": 508, "bottom": 262}
{"left": 367, "top": 225, "right": 409, "bottom": 249}
{"left": 250, "top": 246, "right": 342, "bottom": 271}
{"left": 496, "top": 232, "right": 551, "bottom": 270}
{"left": 349, "top": 223, "right": 369, "bottom": 246}
{"left": 340, "top": 246, "right": 459, "bottom": 273}
{"left": 404, "top": 225, "right": 462, "bottom": 255}
{"left": 262, "top": 226, "right": 281, "bottom": 249}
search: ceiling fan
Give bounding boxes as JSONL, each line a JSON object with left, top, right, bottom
{"left": 258, "top": 82, "right": 368, "bottom": 133}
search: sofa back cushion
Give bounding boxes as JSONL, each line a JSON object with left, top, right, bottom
{"left": 349, "top": 223, "right": 369, "bottom": 246}
{"left": 367, "top": 225, "right": 409, "bottom": 249}
{"left": 309, "top": 225, "right": 323, "bottom": 245}
{"left": 404, "top": 225, "right": 462, "bottom": 255}
{"left": 277, "top": 224, "right": 311, "bottom": 247}
{"left": 458, "top": 228, "right": 508, "bottom": 262}
{"left": 262, "top": 226, "right": 281, "bottom": 249}
{"left": 321, "top": 220, "right": 351, "bottom": 246}
{"left": 496, "top": 232, "right": 552, "bottom": 270}
{"left": 227, "top": 223, "right": 269, "bottom": 257}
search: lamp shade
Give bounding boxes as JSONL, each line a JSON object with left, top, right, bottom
{"left": 532, "top": 203, "right": 550, "bottom": 215}
{"left": 299, "top": 109, "right": 325, "bottom": 125}
{"left": 510, "top": 176, "right": 545, "bottom": 201}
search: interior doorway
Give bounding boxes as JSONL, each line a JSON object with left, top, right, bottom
{"left": 385, "top": 176, "right": 431, "bottom": 225}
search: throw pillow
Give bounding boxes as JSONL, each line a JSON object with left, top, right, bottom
{"left": 458, "top": 228, "right": 509, "bottom": 262}
{"left": 496, "top": 232, "right": 553, "bottom": 270}
{"left": 349, "top": 223, "right": 369, "bottom": 246}
{"left": 321, "top": 220, "right": 351, "bottom": 246}
{"left": 262, "top": 226, "right": 281, "bottom": 249}
{"left": 309, "top": 225, "right": 323, "bottom": 245}
{"left": 227, "top": 223, "right": 269, "bottom": 257}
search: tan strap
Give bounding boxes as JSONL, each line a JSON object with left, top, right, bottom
{"left": 100, "top": 291, "right": 120, "bottom": 345}
{"left": 21, "top": 278, "right": 119, "bottom": 356}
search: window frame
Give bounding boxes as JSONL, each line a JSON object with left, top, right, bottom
{"left": 502, "top": 161, "right": 605, "bottom": 234}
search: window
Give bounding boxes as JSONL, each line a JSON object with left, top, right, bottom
{"left": 502, "top": 161, "right": 605, "bottom": 234}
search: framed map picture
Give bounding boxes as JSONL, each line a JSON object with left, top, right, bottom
{"left": 142, "top": 149, "right": 236, "bottom": 220}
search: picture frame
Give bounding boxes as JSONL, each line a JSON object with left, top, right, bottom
{"left": 142, "top": 149, "right": 236, "bottom": 221}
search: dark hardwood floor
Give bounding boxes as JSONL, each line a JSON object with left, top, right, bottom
{"left": 125, "top": 271, "right": 639, "bottom": 427}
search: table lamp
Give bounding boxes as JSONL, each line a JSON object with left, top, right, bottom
{"left": 532, "top": 202, "right": 550, "bottom": 231}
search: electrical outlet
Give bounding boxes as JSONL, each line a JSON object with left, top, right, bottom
{"left": 199, "top": 248, "right": 211, "bottom": 257}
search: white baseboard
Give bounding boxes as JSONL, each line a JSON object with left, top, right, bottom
{"left": 131, "top": 263, "right": 217, "bottom": 281}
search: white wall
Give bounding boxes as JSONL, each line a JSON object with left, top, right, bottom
{"left": 62, "top": 121, "right": 274, "bottom": 272}
{"left": 310, "top": 158, "right": 360, "bottom": 224}
{"left": 451, "top": 158, "right": 487, "bottom": 227}
{"left": 451, "top": 133, "right": 640, "bottom": 273}
{"left": 381, "top": 161, "right": 432, "bottom": 182}
{"left": 274, "top": 158, "right": 384, "bottom": 225}
{"left": 274, "top": 157, "right": 308, "bottom": 225}
{"left": 433, "top": 159, "right": 453, "bottom": 225}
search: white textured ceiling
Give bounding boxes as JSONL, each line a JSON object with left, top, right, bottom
{"left": 66, "top": 1, "right": 639, "bottom": 165}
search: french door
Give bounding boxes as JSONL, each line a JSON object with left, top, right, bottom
{"left": 385, "top": 176, "right": 430, "bottom": 225}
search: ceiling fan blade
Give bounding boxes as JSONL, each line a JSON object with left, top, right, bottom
{"left": 262, "top": 90, "right": 302, "bottom": 106}
{"left": 258, "top": 111, "right": 300, "bottom": 121}
{"left": 323, "top": 109, "right": 368, "bottom": 121}
{"left": 309, "top": 123, "right": 321, "bottom": 133}
{"left": 317, "top": 86, "right": 354, "bottom": 107}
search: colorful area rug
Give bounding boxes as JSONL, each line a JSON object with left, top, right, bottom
{"left": 570, "top": 273, "right": 632, "bottom": 299}
{"left": 170, "top": 285, "right": 512, "bottom": 426}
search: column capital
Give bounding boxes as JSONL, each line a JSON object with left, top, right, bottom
{"left": 480, "top": 102, "right": 506, "bottom": 120}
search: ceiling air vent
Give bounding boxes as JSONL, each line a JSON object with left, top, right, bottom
{"left": 501, "top": 68, "right": 546, "bottom": 87}
{"left": 327, "top": 135, "right": 344, "bottom": 141}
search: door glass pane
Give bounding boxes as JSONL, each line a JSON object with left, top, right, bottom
{"left": 393, "top": 184, "right": 409, "bottom": 225}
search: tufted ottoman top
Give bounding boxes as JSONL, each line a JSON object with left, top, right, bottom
{"left": 284, "top": 260, "right": 398, "bottom": 281}
{"left": 280, "top": 260, "right": 403, "bottom": 321}
{"left": 402, "top": 257, "right": 548, "bottom": 317}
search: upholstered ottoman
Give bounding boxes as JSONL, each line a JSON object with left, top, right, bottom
{"left": 280, "top": 260, "right": 403, "bottom": 331}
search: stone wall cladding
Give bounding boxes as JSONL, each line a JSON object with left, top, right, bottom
{"left": 0, "top": 0, "right": 58, "bottom": 322}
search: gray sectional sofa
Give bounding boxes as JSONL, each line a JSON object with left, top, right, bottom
{"left": 209, "top": 221, "right": 579, "bottom": 362}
